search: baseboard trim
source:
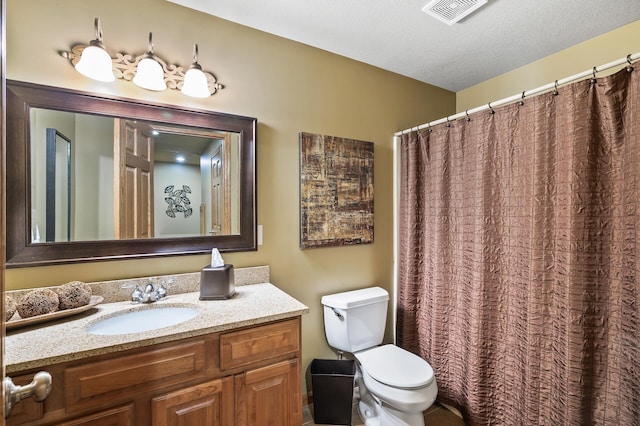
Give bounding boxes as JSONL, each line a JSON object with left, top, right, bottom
{"left": 440, "top": 402, "right": 463, "bottom": 418}
{"left": 304, "top": 391, "right": 313, "bottom": 407}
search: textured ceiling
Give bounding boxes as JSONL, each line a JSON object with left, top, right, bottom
{"left": 167, "top": 0, "right": 640, "bottom": 92}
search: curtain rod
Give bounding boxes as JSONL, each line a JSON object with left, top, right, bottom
{"left": 395, "top": 51, "right": 640, "bottom": 136}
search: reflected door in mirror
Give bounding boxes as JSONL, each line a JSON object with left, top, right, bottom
{"left": 45, "top": 129, "right": 71, "bottom": 242}
{"left": 115, "top": 119, "right": 154, "bottom": 239}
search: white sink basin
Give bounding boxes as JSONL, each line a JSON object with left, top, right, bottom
{"left": 87, "top": 306, "right": 200, "bottom": 336}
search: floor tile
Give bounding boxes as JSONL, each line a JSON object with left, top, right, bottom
{"left": 303, "top": 401, "right": 465, "bottom": 425}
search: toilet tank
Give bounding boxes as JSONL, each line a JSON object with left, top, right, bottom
{"left": 321, "top": 287, "right": 389, "bottom": 353}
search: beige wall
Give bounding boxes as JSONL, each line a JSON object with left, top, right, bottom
{"left": 5, "top": 0, "right": 454, "bottom": 390}
{"left": 457, "top": 19, "right": 640, "bottom": 112}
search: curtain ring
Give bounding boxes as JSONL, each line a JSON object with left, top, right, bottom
{"left": 488, "top": 102, "right": 495, "bottom": 115}
{"left": 591, "top": 66, "right": 598, "bottom": 84}
{"left": 465, "top": 110, "right": 471, "bottom": 122}
{"left": 626, "top": 54, "right": 635, "bottom": 72}
{"left": 553, "top": 80, "right": 559, "bottom": 96}
{"left": 519, "top": 91, "right": 525, "bottom": 106}
{"left": 446, "top": 116, "right": 451, "bottom": 127}
{"left": 427, "top": 123, "right": 432, "bottom": 133}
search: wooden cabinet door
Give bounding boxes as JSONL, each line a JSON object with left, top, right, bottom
{"left": 151, "top": 377, "right": 234, "bottom": 426}
{"left": 236, "top": 358, "right": 301, "bottom": 426}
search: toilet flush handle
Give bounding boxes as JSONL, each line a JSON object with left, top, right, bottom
{"left": 331, "top": 307, "right": 344, "bottom": 320}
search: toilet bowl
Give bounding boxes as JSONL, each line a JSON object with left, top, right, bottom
{"left": 321, "top": 287, "right": 438, "bottom": 426}
{"left": 354, "top": 344, "right": 437, "bottom": 425}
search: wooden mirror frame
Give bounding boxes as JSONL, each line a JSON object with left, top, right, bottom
{"left": 6, "top": 80, "right": 257, "bottom": 267}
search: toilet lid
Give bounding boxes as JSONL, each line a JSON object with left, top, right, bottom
{"left": 355, "top": 345, "right": 434, "bottom": 389}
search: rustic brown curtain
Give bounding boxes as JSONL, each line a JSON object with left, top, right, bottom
{"left": 397, "top": 66, "right": 639, "bottom": 426}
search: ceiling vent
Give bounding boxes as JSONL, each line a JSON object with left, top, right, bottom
{"left": 422, "top": 0, "right": 488, "bottom": 25}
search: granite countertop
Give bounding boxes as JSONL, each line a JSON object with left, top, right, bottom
{"left": 6, "top": 282, "right": 309, "bottom": 374}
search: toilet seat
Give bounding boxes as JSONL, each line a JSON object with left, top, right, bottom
{"left": 354, "top": 344, "right": 434, "bottom": 389}
{"left": 358, "top": 366, "right": 438, "bottom": 414}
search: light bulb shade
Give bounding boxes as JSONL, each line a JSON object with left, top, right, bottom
{"left": 133, "top": 56, "right": 167, "bottom": 91}
{"left": 74, "top": 44, "right": 115, "bottom": 82}
{"left": 181, "top": 67, "right": 211, "bottom": 98}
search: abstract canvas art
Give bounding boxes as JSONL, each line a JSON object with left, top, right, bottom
{"left": 299, "top": 132, "right": 374, "bottom": 248}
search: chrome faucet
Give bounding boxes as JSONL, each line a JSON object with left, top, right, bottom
{"left": 131, "top": 281, "right": 167, "bottom": 303}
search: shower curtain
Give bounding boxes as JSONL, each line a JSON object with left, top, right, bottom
{"left": 397, "top": 67, "right": 639, "bottom": 425}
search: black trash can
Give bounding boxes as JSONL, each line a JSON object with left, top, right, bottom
{"left": 310, "top": 359, "right": 356, "bottom": 425}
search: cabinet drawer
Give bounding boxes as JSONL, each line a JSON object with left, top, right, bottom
{"left": 220, "top": 319, "right": 300, "bottom": 370}
{"left": 65, "top": 340, "right": 206, "bottom": 414}
{"left": 58, "top": 404, "right": 134, "bottom": 425}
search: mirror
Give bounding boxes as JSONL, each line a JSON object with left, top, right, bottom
{"left": 31, "top": 109, "right": 241, "bottom": 242}
{"left": 7, "top": 80, "right": 257, "bottom": 267}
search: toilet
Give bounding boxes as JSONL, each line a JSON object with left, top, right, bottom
{"left": 321, "top": 287, "right": 437, "bottom": 426}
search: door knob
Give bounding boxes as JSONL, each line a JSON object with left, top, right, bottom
{"left": 3, "top": 371, "right": 52, "bottom": 417}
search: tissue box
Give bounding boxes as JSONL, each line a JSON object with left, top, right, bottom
{"left": 199, "top": 264, "right": 235, "bottom": 300}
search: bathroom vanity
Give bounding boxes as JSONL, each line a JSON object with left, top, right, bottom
{"left": 5, "top": 269, "right": 308, "bottom": 425}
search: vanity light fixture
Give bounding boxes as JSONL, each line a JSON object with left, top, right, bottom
{"left": 132, "top": 33, "right": 167, "bottom": 91}
{"left": 62, "top": 18, "right": 223, "bottom": 98}
{"left": 73, "top": 18, "right": 115, "bottom": 82}
{"left": 181, "top": 44, "right": 211, "bottom": 98}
